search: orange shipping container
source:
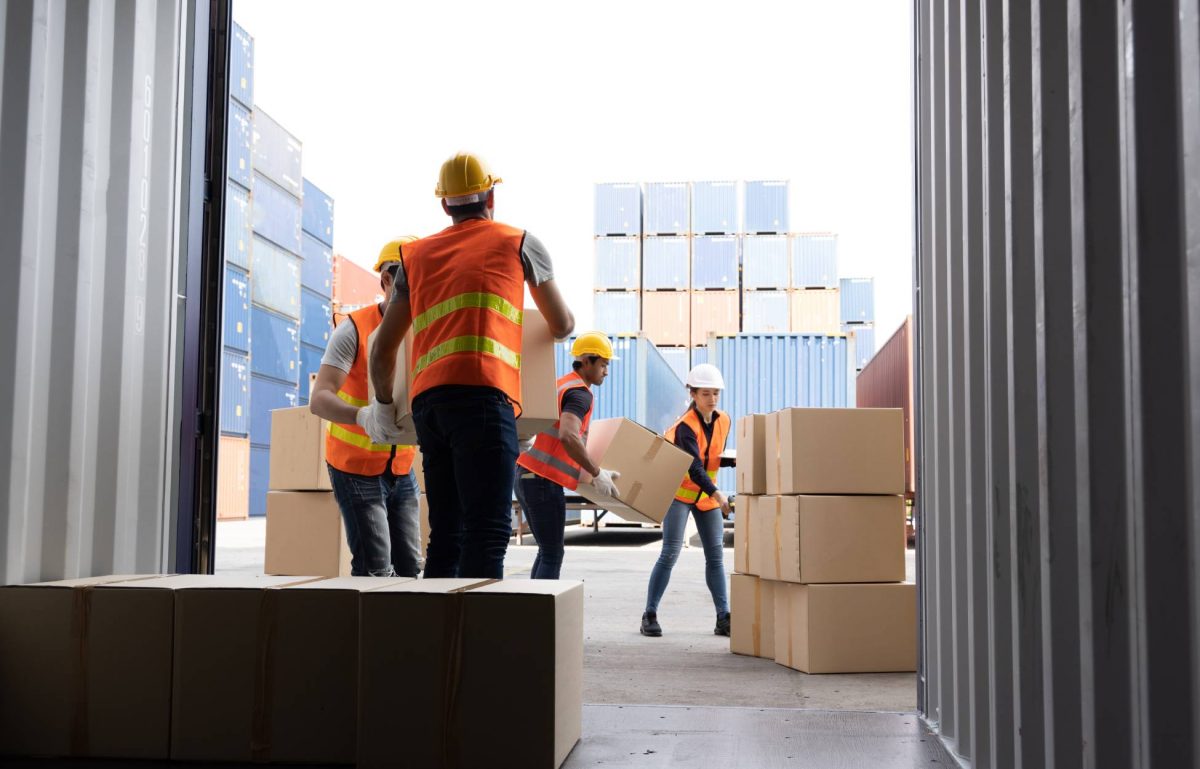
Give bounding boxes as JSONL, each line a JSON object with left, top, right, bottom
{"left": 855, "top": 316, "right": 914, "bottom": 496}
{"left": 217, "top": 435, "right": 250, "bottom": 520}
{"left": 691, "top": 291, "right": 739, "bottom": 344}
{"left": 333, "top": 254, "right": 383, "bottom": 308}
{"left": 790, "top": 288, "right": 841, "bottom": 335}
{"left": 642, "top": 291, "right": 690, "bottom": 347}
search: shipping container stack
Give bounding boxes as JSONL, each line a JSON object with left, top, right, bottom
{"left": 640, "top": 182, "right": 690, "bottom": 368}
{"left": 593, "top": 183, "right": 643, "bottom": 340}
{"left": 730, "top": 408, "right": 916, "bottom": 674}
{"left": 789, "top": 233, "right": 842, "bottom": 335}
{"left": 299, "top": 178, "right": 335, "bottom": 407}
{"left": 839, "top": 277, "right": 876, "bottom": 370}
{"left": 739, "top": 181, "right": 790, "bottom": 340}
{"left": 686, "top": 182, "right": 740, "bottom": 367}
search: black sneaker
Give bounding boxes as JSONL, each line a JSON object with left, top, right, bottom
{"left": 640, "top": 611, "right": 662, "bottom": 637}
{"left": 715, "top": 612, "right": 731, "bottom": 637}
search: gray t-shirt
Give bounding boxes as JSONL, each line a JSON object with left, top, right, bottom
{"left": 320, "top": 312, "right": 367, "bottom": 373}
{"left": 389, "top": 229, "right": 555, "bottom": 303}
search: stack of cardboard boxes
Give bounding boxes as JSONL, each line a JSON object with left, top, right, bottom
{"left": 730, "top": 408, "right": 916, "bottom": 673}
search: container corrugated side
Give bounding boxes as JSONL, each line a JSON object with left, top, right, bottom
{"left": 593, "top": 237, "right": 640, "bottom": 290}
{"left": 224, "top": 264, "right": 250, "bottom": 353}
{"left": 593, "top": 292, "right": 640, "bottom": 333}
{"left": 594, "top": 183, "right": 642, "bottom": 236}
{"left": 643, "top": 182, "right": 689, "bottom": 235}
{"left": 846, "top": 325, "right": 876, "bottom": 369}
{"left": 741, "top": 235, "right": 789, "bottom": 289}
{"left": 838, "top": 277, "right": 875, "bottom": 324}
{"left": 691, "top": 236, "right": 739, "bottom": 289}
{"left": 251, "top": 235, "right": 301, "bottom": 320}
{"left": 250, "top": 305, "right": 300, "bottom": 384}
{"left": 217, "top": 435, "right": 251, "bottom": 520}
{"left": 690, "top": 291, "right": 740, "bottom": 344}
{"left": 299, "top": 342, "right": 324, "bottom": 406}
{"left": 252, "top": 108, "right": 302, "bottom": 197}
{"left": 252, "top": 172, "right": 302, "bottom": 254}
{"left": 227, "top": 99, "right": 252, "bottom": 189}
{"left": 791, "top": 233, "right": 838, "bottom": 288}
{"left": 741, "top": 291, "right": 790, "bottom": 333}
{"left": 231, "top": 21, "right": 254, "bottom": 108}
{"left": 642, "top": 291, "right": 690, "bottom": 346}
{"left": 642, "top": 236, "right": 690, "bottom": 290}
{"left": 855, "top": 317, "right": 913, "bottom": 494}
{"left": 300, "top": 232, "right": 333, "bottom": 298}
{"left": 220, "top": 349, "right": 251, "bottom": 436}
{"left": 790, "top": 288, "right": 841, "bottom": 335}
{"left": 249, "top": 444, "right": 270, "bottom": 518}
{"left": 657, "top": 346, "right": 691, "bottom": 382}
{"left": 300, "top": 287, "right": 332, "bottom": 348}
{"left": 743, "top": 180, "right": 789, "bottom": 233}
{"left": 225, "top": 181, "right": 251, "bottom": 269}
{"left": 691, "top": 181, "right": 738, "bottom": 234}
{"left": 301, "top": 177, "right": 335, "bottom": 246}
{"left": 249, "top": 374, "right": 299, "bottom": 448}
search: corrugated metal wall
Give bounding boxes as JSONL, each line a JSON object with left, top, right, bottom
{"left": 0, "top": 1, "right": 196, "bottom": 583}
{"left": 914, "top": 0, "right": 1200, "bottom": 766}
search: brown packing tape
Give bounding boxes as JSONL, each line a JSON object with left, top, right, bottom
{"left": 641, "top": 438, "right": 663, "bottom": 463}
{"left": 773, "top": 497, "right": 782, "bottom": 580}
{"left": 69, "top": 587, "right": 92, "bottom": 757}
{"left": 625, "top": 481, "right": 644, "bottom": 508}
{"left": 785, "top": 586, "right": 795, "bottom": 668}
{"left": 774, "top": 412, "right": 783, "bottom": 493}
{"left": 751, "top": 579, "right": 762, "bottom": 657}
{"left": 441, "top": 578, "right": 501, "bottom": 769}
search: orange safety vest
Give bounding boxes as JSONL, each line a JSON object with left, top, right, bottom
{"left": 402, "top": 219, "right": 527, "bottom": 410}
{"left": 324, "top": 304, "right": 417, "bottom": 476}
{"left": 516, "top": 371, "right": 593, "bottom": 490}
{"left": 665, "top": 408, "right": 730, "bottom": 511}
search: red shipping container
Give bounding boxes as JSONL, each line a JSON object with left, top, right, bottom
{"left": 855, "top": 316, "right": 914, "bottom": 497}
{"left": 332, "top": 254, "right": 383, "bottom": 309}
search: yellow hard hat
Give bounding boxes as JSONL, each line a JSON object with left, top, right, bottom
{"left": 374, "top": 235, "right": 419, "bottom": 273}
{"left": 571, "top": 332, "right": 619, "bottom": 361}
{"left": 435, "top": 152, "right": 502, "bottom": 200}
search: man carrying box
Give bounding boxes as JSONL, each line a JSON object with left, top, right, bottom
{"left": 308, "top": 238, "right": 421, "bottom": 577}
{"left": 515, "top": 332, "right": 622, "bottom": 579}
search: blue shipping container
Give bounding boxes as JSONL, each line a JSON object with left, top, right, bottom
{"left": 298, "top": 342, "right": 324, "bottom": 405}
{"left": 302, "top": 177, "right": 335, "bottom": 246}
{"left": 593, "top": 237, "right": 640, "bottom": 290}
{"left": 300, "top": 232, "right": 334, "bottom": 298}
{"left": 250, "top": 306, "right": 300, "bottom": 384}
{"left": 554, "top": 334, "right": 687, "bottom": 435}
{"left": 644, "top": 182, "right": 689, "bottom": 235}
{"left": 231, "top": 22, "right": 254, "bottom": 108}
{"left": 220, "top": 348, "right": 250, "bottom": 436}
{"left": 593, "top": 292, "right": 640, "bottom": 334}
{"left": 691, "top": 236, "right": 739, "bottom": 289}
{"left": 594, "top": 183, "right": 642, "bottom": 236}
{"left": 249, "top": 373, "right": 299, "bottom": 447}
{"left": 251, "top": 235, "right": 301, "bottom": 320}
{"left": 792, "top": 234, "right": 838, "bottom": 288}
{"left": 227, "top": 99, "right": 252, "bottom": 189}
{"left": 743, "top": 180, "right": 789, "bottom": 233}
{"left": 691, "top": 181, "right": 738, "bottom": 234}
{"left": 839, "top": 277, "right": 875, "bottom": 324}
{"left": 846, "top": 324, "right": 876, "bottom": 369}
{"left": 742, "top": 291, "right": 791, "bottom": 333}
{"left": 657, "top": 346, "right": 691, "bottom": 383}
{"left": 249, "top": 444, "right": 269, "bottom": 518}
{"left": 300, "top": 288, "right": 333, "bottom": 348}
{"left": 741, "top": 235, "right": 789, "bottom": 289}
{"left": 252, "top": 108, "right": 302, "bottom": 197}
{"left": 224, "top": 264, "right": 250, "bottom": 353}
{"left": 225, "top": 182, "right": 251, "bottom": 269}
{"left": 252, "top": 172, "right": 302, "bottom": 254}
{"left": 642, "top": 237, "right": 689, "bottom": 290}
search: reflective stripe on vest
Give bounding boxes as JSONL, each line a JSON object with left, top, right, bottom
{"left": 665, "top": 408, "right": 730, "bottom": 511}
{"left": 412, "top": 334, "right": 522, "bottom": 378}
{"left": 411, "top": 291, "right": 523, "bottom": 333}
{"left": 516, "top": 371, "right": 592, "bottom": 490}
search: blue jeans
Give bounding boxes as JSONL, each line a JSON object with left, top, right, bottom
{"left": 412, "top": 386, "right": 519, "bottom": 579}
{"left": 326, "top": 464, "right": 422, "bottom": 577}
{"left": 645, "top": 499, "right": 730, "bottom": 615}
{"left": 515, "top": 472, "right": 566, "bottom": 579}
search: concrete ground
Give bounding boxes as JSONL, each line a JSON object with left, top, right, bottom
{"left": 216, "top": 518, "right": 917, "bottom": 713}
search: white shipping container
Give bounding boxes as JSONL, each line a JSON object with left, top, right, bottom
{"left": 790, "top": 289, "right": 841, "bottom": 335}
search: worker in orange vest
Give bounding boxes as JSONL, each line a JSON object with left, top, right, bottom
{"left": 515, "top": 332, "right": 622, "bottom": 579}
{"left": 308, "top": 238, "right": 422, "bottom": 577}
{"left": 365, "top": 152, "right": 575, "bottom": 579}
{"left": 642, "top": 363, "right": 733, "bottom": 637}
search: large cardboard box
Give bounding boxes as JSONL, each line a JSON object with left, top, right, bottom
{"left": 773, "top": 582, "right": 917, "bottom": 673}
{"left": 573, "top": 418, "right": 693, "bottom": 525}
{"left": 0, "top": 575, "right": 167, "bottom": 758}
{"left": 754, "top": 495, "right": 906, "bottom": 584}
{"left": 268, "top": 406, "right": 332, "bottom": 491}
{"left": 746, "top": 497, "right": 776, "bottom": 577}
{"left": 765, "top": 408, "right": 904, "bottom": 495}
{"left": 265, "top": 491, "right": 352, "bottom": 577}
{"left": 735, "top": 414, "right": 767, "bottom": 495}
{"left": 734, "top": 495, "right": 764, "bottom": 575}
{"left": 730, "top": 574, "right": 776, "bottom": 658}
{"left": 169, "top": 575, "right": 324, "bottom": 762}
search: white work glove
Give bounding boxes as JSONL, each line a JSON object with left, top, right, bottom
{"left": 592, "top": 468, "right": 621, "bottom": 498}
{"left": 355, "top": 400, "right": 406, "bottom": 445}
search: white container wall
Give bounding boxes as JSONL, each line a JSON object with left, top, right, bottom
{"left": 593, "top": 292, "right": 640, "bottom": 334}
{"left": 742, "top": 291, "right": 790, "bottom": 333}
{"left": 593, "top": 237, "right": 641, "bottom": 290}
{"left": 691, "top": 236, "right": 739, "bottom": 290}
{"left": 743, "top": 180, "right": 789, "bottom": 233}
{"left": 791, "top": 233, "right": 838, "bottom": 288}
{"left": 838, "top": 277, "right": 875, "bottom": 324}
{"left": 741, "top": 235, "right": 789, "bottom": 289}
{"left": 790, "top": 289, "right": 841, "bottom": 335}
{"left": 691, "top": 181, "right": 738, "bottom": 234}
{"left": 643, "top": 182, "right": 689, "bottom": 235}
{"left": 594, "top": 183, "right": 642, "bottom": 236}
{"left": 642, "top": 236, "right": 690, "bottom": 290}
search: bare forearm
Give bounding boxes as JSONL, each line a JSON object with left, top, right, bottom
{"left": 560, "top": 432, "right": 599, "bottom": 477}
{"left": 369, "top": 344, "right": 398, "bottom": 404}
{"left": 310, "top": 389, "right": 360, "bottom": 425}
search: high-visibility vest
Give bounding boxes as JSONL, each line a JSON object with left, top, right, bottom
{"left": 403, "top": 219, "right": 527, "bottom": 409}
{"left": 516, "top": 371, "right": 593, "bottom": 490}
{"left": 665, "top": 408, "right": 730, "bottom": 511}
{"left": 324, "top": 304, "right": 417, "bottom": 476}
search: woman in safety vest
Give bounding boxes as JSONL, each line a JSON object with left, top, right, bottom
{"left": 641, "top": 363, "right": 733, "bottom": 637}
{"left": 514, "top": 332, "right": 621, "bottom": 579}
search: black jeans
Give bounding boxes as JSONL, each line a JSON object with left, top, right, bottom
{"left": 412, "top": 386, "right": 518, "bottom": 578}
{"left": 515, "top": 472, "right": 566, "bottom": 579}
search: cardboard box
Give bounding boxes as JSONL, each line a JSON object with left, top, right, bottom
{"left": 754, "top": 495, "right": 906, "bottom": 584}
{"left": 169, "top": 575, "right": 324, "bottom": 762}
{"left": 573, "top": 418, "right": 693, "bottom": 525}
{"left": 773, "top": 582, "right": 917, "bottom": 673}
{"left": 0, "top": 575, "right": 166, "bottom": 758}
{"left": 734, "top": 495, "right": 763, "bottom": 575}
{"left": 265, "top": 491, "right": 352, "bottom": 577}
{"left": 765, "top": 408, "right": 904, "bottom": 495}
{"left": 735, "top": 414, "right": 767, "bottom": 495}
{"left": 268, "top": 406, "right": 332, "bottom": 491}
{"left": 359, "top": 579, "right": 584, "bottom": 769}
{"left": 730, "top": 574, "right": 776, "bottom": 658}
{"left": 747, "top": 497, "right": 775, "bottom": 577}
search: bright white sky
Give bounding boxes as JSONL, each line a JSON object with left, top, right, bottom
{"left": 232, "top": 0, "right": 914, "bottom": 337}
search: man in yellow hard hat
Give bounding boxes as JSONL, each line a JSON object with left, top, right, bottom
{"left": 514, "top": 333, "right": 621, "bottom": 579}
{"left": 365, "top": 152, "right": 575, "bottom": 579}
{"left": 307, "top": 238, "right": 422, "bottom": 577}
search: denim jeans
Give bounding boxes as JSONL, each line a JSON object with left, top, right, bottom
{"left": 514, "top": 472, "right": 566, "bottom": 579}
{"left": 412, "top": 386, "right": 518, "bottom": 579}
{"left": 645, "top": 498, "right": 730, "bottom": 615}
{"left": 326, "top": 464, "right": 422, "bottom": 577}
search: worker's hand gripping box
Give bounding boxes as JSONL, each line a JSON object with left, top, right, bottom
{"left": 573, "top": 418, "right": 693, "bottom": 525}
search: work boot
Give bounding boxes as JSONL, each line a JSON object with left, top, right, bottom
{"left": 640, "top": 611, "right": 662, "bottom": 637}
{"left": 715, "top": 611, "right": 731, "bottom": 637}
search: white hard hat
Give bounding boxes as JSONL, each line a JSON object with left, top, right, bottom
{"left": 686, "top": 363, "right": 725, "bottom": 390}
